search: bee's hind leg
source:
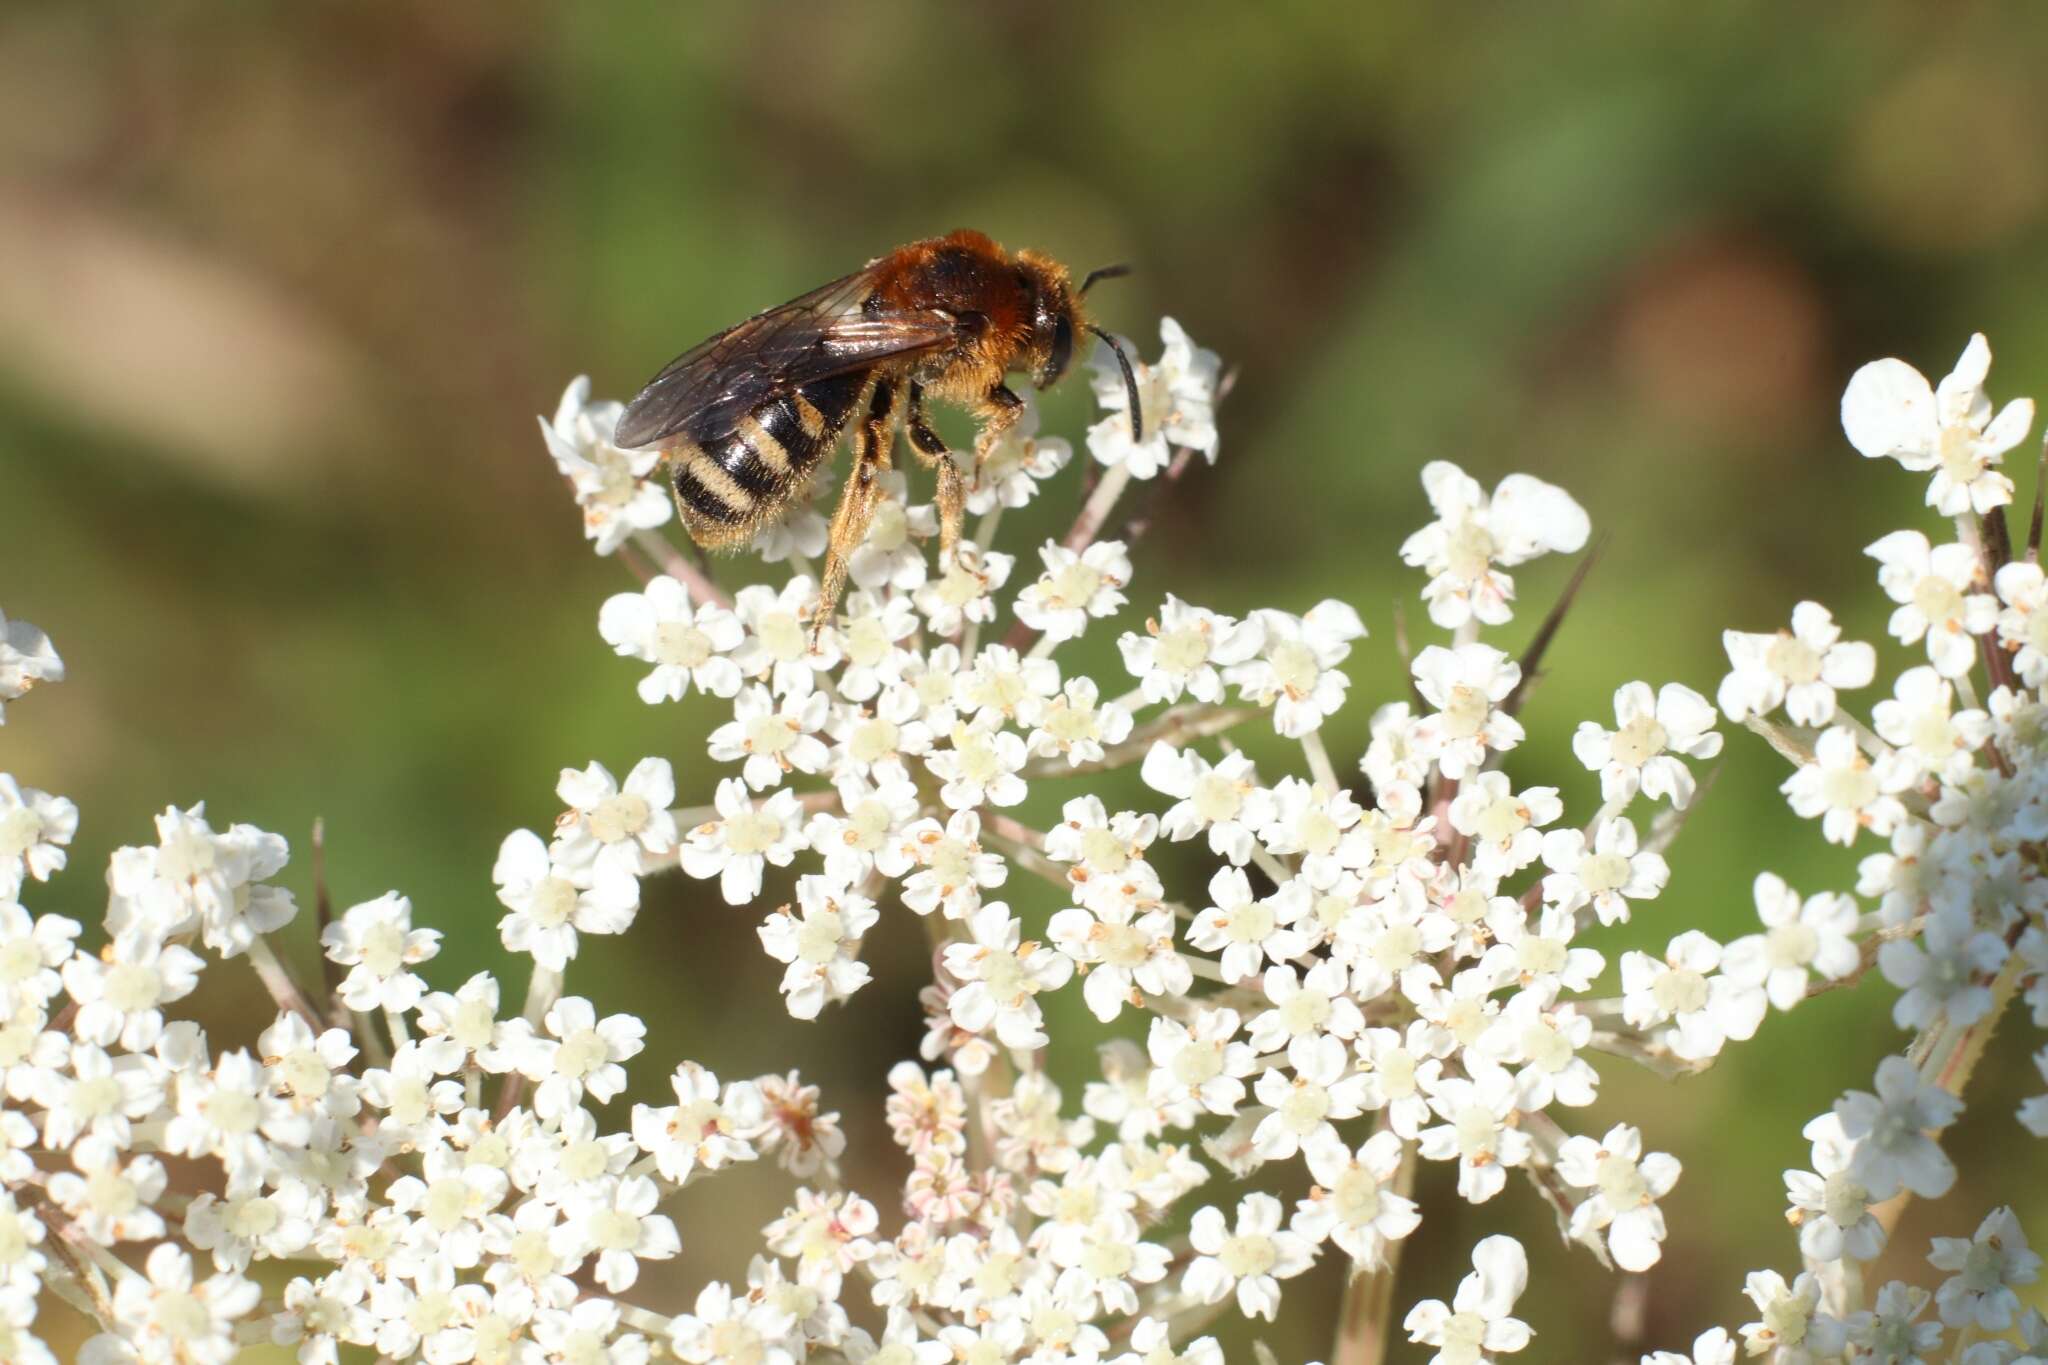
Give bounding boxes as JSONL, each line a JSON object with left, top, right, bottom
{"left": 814, "top": 377, "right": 900, "bottom": 644}
{"left": 906, "top": 381, "right": 965, "bottom": 566}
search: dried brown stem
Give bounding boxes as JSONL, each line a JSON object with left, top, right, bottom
{"left": 1503, "top": 536, "right": 1605, "bottom": 720}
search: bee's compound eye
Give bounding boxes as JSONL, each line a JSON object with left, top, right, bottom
{"left": 1039, "top": 312, "right": 1073, "bottom": 389}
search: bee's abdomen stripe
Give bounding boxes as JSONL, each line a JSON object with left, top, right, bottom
{"left": 797, "top": 372, "right": 868, "bottom": 432}
{"left": 739, "top": 414, "right": 795, "bottom": 478}
{"left": 670, "top": 444, "right": 753, "bottom": 524}
{"left": 793, "top": 393, "right": 829, "bottom": 440}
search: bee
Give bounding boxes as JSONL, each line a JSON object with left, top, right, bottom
{"left": 613, "top": 229, "right": 1142, "bottom": 634}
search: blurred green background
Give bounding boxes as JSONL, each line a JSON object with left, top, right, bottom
{"left": 5, "top": 2, "right": 2048, "bottom": 1359}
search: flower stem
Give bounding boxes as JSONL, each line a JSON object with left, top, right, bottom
{"left": 631, "top": 529, "right": 732, "bottom": 611}
{"left": 245, "top": 933, "right": 326, "bottom": 1030}
{"left": 1330, "top": 1139, "right": 1417, "bottom": 1365}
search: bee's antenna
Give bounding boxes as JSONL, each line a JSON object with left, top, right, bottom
{"left": 1088, "top": 326, "right": 1144, "bottom": 443}
{"left": 1078, "top": 263, "right": 1131, "bottom": 297}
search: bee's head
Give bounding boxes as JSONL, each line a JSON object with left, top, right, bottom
{"left": 1016, "top": 252, "right": 1142, "bottom": 439}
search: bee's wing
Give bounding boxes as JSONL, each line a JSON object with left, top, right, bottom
{"left": 614, "top": 268, "right": 959, "bottom": 450}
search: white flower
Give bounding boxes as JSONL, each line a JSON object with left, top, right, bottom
{"left": 1845, "top": 1281, "right": 1943, "bottom": 1365}
{"left": 492, "top": 826, "right": 638, "bottom": 971}
{"left": 259, "top": 1009, "right": 362, "bottom": 1118}
{"left": 826, "top": 687, "right": 931, "bottom": 785}
{"left": 523, "top": 996, "right": 644, "bottom": 1122}
{"left": 1785, "top": 1112, "right": 1885, "bottom": 1264}
{"left": 0, "top": 903, "right": 79, "bottom": 1015}
{"left": 0, "top": 1194, "right": 44, "bottom": 1301}
{"left": 1247, "top": 959, "right": 1364, "bottom": 1054}
{"left": 1781, "top": 725, "right": 1912, "bottom": 846}
{"left": 965, "top": 393, "right": 1071, "bottom": 513}
{"left": 1249, "top": 1034, "right": 1369, "bottom": 1161}
{"left": 1182, "top": 1193, "right": 1316, "bottom": 1322}
{"left": 1026, "top": 676, "right": 1132, "bottom": 767}
{"left": 1556, "top": 1123, "right": 1679, "bottom": 1271}
{"left": 109, "top": 1243, "right": 261, "bottom": 1365}
{"left": 847, "top": 473, "right": 936, "bottom": 591}
{"left": 911, "top": 543, "right": 1013, "bottom": 635}
{"left": 598, "top": 574, "right": 744, "bottom": 702}
{"left": 1842, "top": 332, "right": 2032, "bottom": 514}
{"left": 1719, "top": 600, "right": 1876, "bottom": 725}
{"left": 1739, "top": 1269, "right": 1846, "bottom": 1364}
{"left": 568, "top": 1175, "right": 680, "bottom": 1293}
{"left": 0, "top": 609, "right": 64, "bottom": 724}
{"left": 669, "top": 1279, "right": 799, "bottom": 1365}
{"left": 707, "top": 683, "right": 832, "bottom": 791}
{"left": 1188, "top": 866, "right": 1311, "bottom": 984}
{"left": 1482, "top": 908, "right": 1605, "bottom": 994}
{"left": 1868, "top": 530, "right": 1999, "bottom": 678}
{"left": 1416, "top": 1064, "right": 1532, "bottom": 1203}
{"left": 163, "top": 1049, "right": 309, "bottom": 1182}
{"left": 941, "top": 904, "right": 1072, "bottom": 1050}
{"left": 1227, "top": 600, "right": 1366, "bottom": 737}
{"left": 1402, "top": 1235, "right": 1533, "bottom": 1364}
{"left": 1640, "top": 1328, "right": 1738, "bottom": 1365}
{"left": 631, "top": 1063, "right": 762, "bottom": 1184}
{"left": 1994, "top": 559, "right": 2048, "bottom": 688}
{"left": 106, "top": 805, "right": 295, "bottom": 957}
{"left": 678, "top": 779, "right": 806, "bottom": 906}
{"left": 762, "top": 1187, "right": 879, "bottom": 1296}
{"left": 46, "top": 1137, "right": 167, "bottom": 1245}
{"left": 358, "top": 1040, "right": 464, "bottom": 1144}
{"left": 1878, "top": 911, "right": 2008, "bottom": 1030}
{"left": 0, "top": 777, "right": 77, "bottom": 899}
{"left": 1400, "top": 462, "right": 1589, "bottom": 628}
{"left": 1119, "top": 596, "right": 1263, "bottom": 705}
{"left": 36, "top": 1043, "right": 165, "bottom": 1151}
{"left": 732, "top": 576, "right": 842, "bottom": 693}
{"left": 186, "top": 1182, "right": 317, "bottom": 1271}
{"left": 1087, "top": 317, "right": 1222, "bottom": 476}
{"left": 1407, "top": 643, "right": 1525, "bottom": 779}
{"left": 1539, "top": 817, "right": 1668, "bottom": 925}
{"left": 1619, "top": 932, "right": 1765, "bottom": 1062}
{"left": 532, "top": 1298, "right": 649, "bottom": 1365}
{"left": 896, "top": 808, "right": 1007, "bottom": 919}
{"left": 958, "top": 642, "right": 1060, "bottom": 728}
{"left": 1015, "top": 540, "right": 1132, "bottom": 643}
{"left": 1142, "top": 743, "right": 1274, "bottom": 866}
{"left": 384, "top": 1148, "right": 505, "bottom": 1269}
{"left": 61, "top": 931, "right": 203, "bottom": 1053}
{"left": 1929, "top": 1205, "right": 2041, "bottom": 1331}
{"left": 926, "top": 720, "right": 1028, "bottom": 810}
{"left": 1873, "top": 665, "right": 1992, "bottom": 783}
{"left": 1721, "top": 872, "right": 1859, "bottom": 1010}
{"left": 321, "top": 891, "right": 440, "bottom": 1014}
{"left": 1447, "top": 772, "right": 1560, "bottom": 878}
{"left": 540, "top": 376, "right": 671, "bottom": 555}
{"left": 1042, "top": 794, "right": 1162, "bottom": 917}
{"left": 1146, "top": 1007, "right": 1256, "bottom": 1119}
{"left": 1472, "top": 987, "right": 1599, "bottom": 1110}
{"left": 757, "top": 875, "right": 879, "bottom": 1020}
{"left": 1572, "top": 681, "right": 1722, "bottom": 808}
{"left": 1291, "top": 1128, "right": 1419, "bottom": 1268}
{"left": 835, "top": 593, "right": 921, "bottom": 701}
{"left": 1047, "top": 900, "right": 1186, "bottom": 1024}
{"left": 551, "top": 757, "right": 679, "bottom": 879}
{"left": 1835, "top": 1054, "right": 1961, "bottom": 1200}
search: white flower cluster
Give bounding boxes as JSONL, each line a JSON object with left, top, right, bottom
{"left": 0, "top": 320, "right": 2042, "bottom": 1363}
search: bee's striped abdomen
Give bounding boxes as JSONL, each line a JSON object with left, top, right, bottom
{"left": 668, "top": 371, "right": 868, "bottom": 540}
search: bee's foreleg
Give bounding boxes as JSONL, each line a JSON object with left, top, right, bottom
{"left": 906, "top": 382, "right": 965, "bottom": 565}
{"left": 971, "top": 383, "right": 1024, "bottom": 469}
{"left": 814, "top": 378, "right": 899, "bottom": 644}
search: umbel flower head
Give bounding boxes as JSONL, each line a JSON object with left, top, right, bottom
{"left": 1, "top": 316, "right": 2045, "bottom": 1365}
